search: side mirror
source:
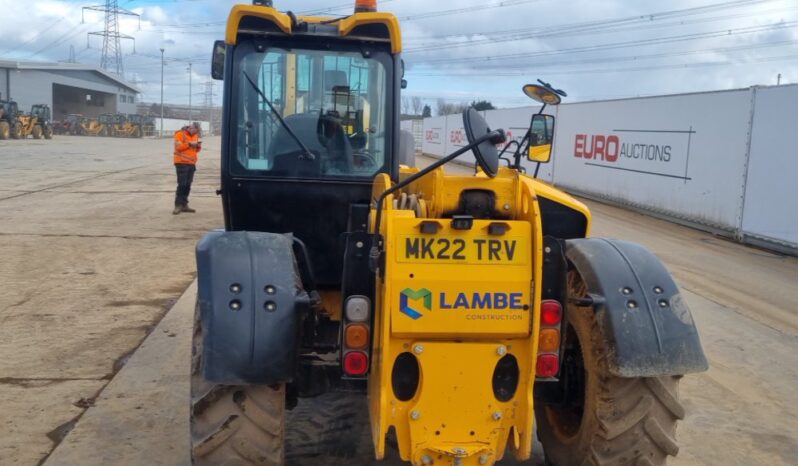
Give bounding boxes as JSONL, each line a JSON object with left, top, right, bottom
{"left": 211, "top": 40, "right": 226, "bottom": 80}
{"left": 401, "top": 79, "right": 407, "bottom": 89}
{"left": 527, "top": 114, "right": 555, "bottom": 163}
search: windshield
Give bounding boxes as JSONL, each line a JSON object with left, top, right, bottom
{"left": 232, "top": 41, "right": 392, "bottom": 179}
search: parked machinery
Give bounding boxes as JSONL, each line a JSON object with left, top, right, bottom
{"left": 121, "top": 114, "right": 146, "bottom": 138}
{"left": 142, "top": 115, "right": 156, "bottom": 137}
{"left": 81, "top": 114, "right": 112, "bottom": 137}
{"left": 30, "top": 105, "right": 53, "bottom": 139}
{"left": 54, "top": 114, "right": 85, "bottom": 135}
{"left": 14, "top": 104, "right": 52, "bottom": 140}
{"left": 189, "top": 2, "right": 708, "bottom": 466}
{"left": 0, "top": 96, "right": 19, "bottom": 140}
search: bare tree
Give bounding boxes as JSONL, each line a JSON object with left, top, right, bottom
{"left": 401, "top": 96, "right": 410, "bottom": 115}
{"left": 411, "top": 96, "right": 423, "bottom": 115}
{"left": 436, "top": 98, "right": 468, "bottom": 116}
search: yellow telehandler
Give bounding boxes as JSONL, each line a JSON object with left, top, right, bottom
{"left": 13, "top": 104, "right": 52, "bottom": 139}
{"left": 190, "top": 2, "right": 708, "bottom": 465}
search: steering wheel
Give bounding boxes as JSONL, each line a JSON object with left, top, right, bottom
{"left": 353, "top": 150, "right": 377, "bottom": 168}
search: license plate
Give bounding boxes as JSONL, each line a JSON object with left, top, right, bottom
{"left": 396, "top": 235, "right": 527, "bottom": 265}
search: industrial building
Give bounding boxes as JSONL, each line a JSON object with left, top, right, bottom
{"left": 0, "top": 60, "right": 139, "bottom": 119}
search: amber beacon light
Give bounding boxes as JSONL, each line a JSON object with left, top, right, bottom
{"left": 355, "top": 0, "right": 377, "bottom": 13}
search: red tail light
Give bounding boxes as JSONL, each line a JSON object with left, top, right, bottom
{"left": 536, "top": 354, "right": 559, "bottom": 377}
{"left": 540, "top": 299, "right": 563, "bottom": 326}
{"left": 343, "top": 351, "right": 369, "bottom": 376}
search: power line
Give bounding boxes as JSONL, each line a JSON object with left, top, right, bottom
{"left": 83, "top": 0, "right": 141, "bottom": 76}
{"left": 411, "top": 52, "right": 798, "bottom": 77}
{"left": 411, "top": 20, "right": 798, "bottom": 65}
{"left": 410, "top": 38, "right": 798, "bottom": 74}
{"left": 404, "top": 0, "right": 785, "bottom": 52}
{"left": 399, "top": 0, "right": 544, "bottom": 22}
{"left": 0, "top": 16, "right": 66, "bottom": 56}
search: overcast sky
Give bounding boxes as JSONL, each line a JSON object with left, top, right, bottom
{"left": 0, "top": 0, "right": 796, "bottom": 111}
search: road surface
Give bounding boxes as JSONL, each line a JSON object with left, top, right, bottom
{"left": 0, "top": 142, "right": 795, "bottom": 465}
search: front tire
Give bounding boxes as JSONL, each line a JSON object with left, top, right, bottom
{"left": 0, "top": 121, "right": 9, "bottom": 140}
{"left": 190, "top": 304, "right": 286, "bottom": 465}
{"left": 32, "top": 125, "right": 43, "bottom": 139}
{"left": 535, "top": 271, "right": 684, "bottom": 466}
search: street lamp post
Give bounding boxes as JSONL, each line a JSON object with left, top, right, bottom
{"left": 188, "top": 62, "right": 193, "bottom": 124}
{"left": 160, "top": 48, "right": 164, "bottom": 137}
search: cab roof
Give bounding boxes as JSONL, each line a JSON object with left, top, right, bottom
{"left": 224, "top": 4, "right": 401, "bottom": 54}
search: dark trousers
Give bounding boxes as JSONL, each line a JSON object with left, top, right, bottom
{"left": 175, "top": 163, "right": 196, "bottom": 206}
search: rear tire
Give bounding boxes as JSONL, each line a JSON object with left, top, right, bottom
{"left": 12, "top": 124, "right": 22, "bottom": 139}
{"left": 190, "top": 303, "right": 286, "bottom": 465}
{"left": 535, "top": 271, "right": 684, "bottom": 466}
{"left": 32, "top": 125, "right": 43, "bottom": 139}
{"left": 44, "top": 125, "right": 53, "bottom": 139}
{"left": 285, "top": 391, "right": 372, "bottom": 465}
{"left": 0, "top": 121, "right": 9, "bottom": 140}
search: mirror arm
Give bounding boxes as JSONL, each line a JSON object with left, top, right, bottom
{"left": 499, "top": 139, "right": 519, "bottom": 157}
{"left": 369, "top": 130, "right": 502, "bottom": 271}
{"left": 513, "top": 130, "right": 531, "bottom": 170}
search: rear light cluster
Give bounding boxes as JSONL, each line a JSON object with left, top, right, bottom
{"left": 342, "top": 295, "right": 372, "bottom": 377}
{"left": 536, "top": 300, "right": 563, "bottom": 378}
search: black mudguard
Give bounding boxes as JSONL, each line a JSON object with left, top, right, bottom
{"left": 196, "top": 231, "right": 308, "bottom": 384}
{"left": 565, "top": 238, "right": 708, "bottom": 377}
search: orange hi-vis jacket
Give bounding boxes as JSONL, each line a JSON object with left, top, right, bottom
{"left": 173, "top": 129, "right": 201, "bottom": 165}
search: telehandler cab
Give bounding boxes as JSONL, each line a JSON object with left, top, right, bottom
{"left": 192, "top": 2, "right": 708, "bottom": 465}
{"left": 30, "top": 104, "right": 54, "bottom": 139}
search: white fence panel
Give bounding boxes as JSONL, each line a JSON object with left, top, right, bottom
{"left": 422, "top": 107, "right": 559, "bottom": 180}
{"left": 417, "top": 86, "right": 797, "bottom": 253}
{"left": 421, "top": 115, "right": 446, "bottom": 157}
{"left": 552, "top": 90, "right": 753, "bottom": 231}
{"left": 741, "top": 85, "right": 798, "bottom": 249}
{"left": 401, "top": 119, "right": 425, "bottom": 153}
{"left": 444, "top": 112, "right": 468, "bottom": 158}
{"left": 155, "top": 117, "right": 210, "bottom": 137}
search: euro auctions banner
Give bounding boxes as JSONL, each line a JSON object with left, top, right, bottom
{"left": 421, "top": 86, "right": 797, "bottom": 251}
{"left": 552, "top": 90, "right": 753, "bottom": 231}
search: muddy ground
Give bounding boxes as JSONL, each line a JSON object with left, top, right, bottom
{"left": 1, "top": 141, "right": 796, "bottom": 465}
{"left": 0, "top": 135, "right": 222, "bottom": 464}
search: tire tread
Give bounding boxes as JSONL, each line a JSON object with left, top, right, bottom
{"left": 536, "top": 271, "right": 686, "bottom": 466}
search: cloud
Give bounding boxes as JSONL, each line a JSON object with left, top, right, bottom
{"left": 1, "top": 0, "right": 796, "bottom": 107}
